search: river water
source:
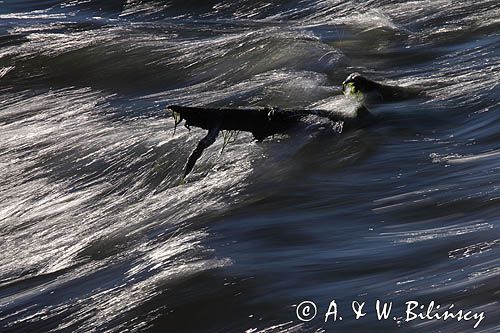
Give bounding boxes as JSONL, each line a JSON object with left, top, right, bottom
{"left": 0, "top": 1, "right": 499, "bottom": 332}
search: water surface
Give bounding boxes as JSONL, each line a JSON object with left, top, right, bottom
{"left": 0, "top": 0, "right": 499, "bottom": 332}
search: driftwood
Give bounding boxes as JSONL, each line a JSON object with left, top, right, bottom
{"left": 342, "top": 72, "right": 424, "bottom": 105}
{"left": 167, "top": 73, "right": 423, "bottom": 177}
{"left": 167, "top": 105, "right": 374, "bottom": 177}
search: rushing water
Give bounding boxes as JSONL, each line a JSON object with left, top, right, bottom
{"left": 0, "top": 0, "right": 499, "bottom": 332}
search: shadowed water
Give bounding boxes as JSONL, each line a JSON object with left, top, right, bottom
{"left": 0, "top": 0, "right": 499, "bottom": 332}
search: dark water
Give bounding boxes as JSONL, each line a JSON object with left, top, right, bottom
{"left": 1, "top": 1, "right": 499, "bottom": 332}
